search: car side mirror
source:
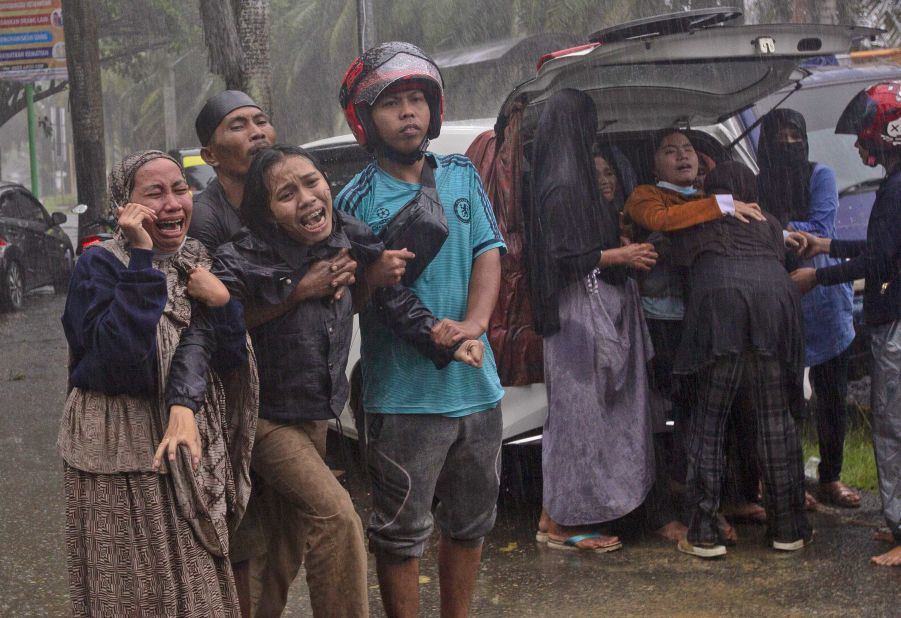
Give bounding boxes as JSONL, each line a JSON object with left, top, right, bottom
{"left": 51, "top": 211, "right": 67, "bottom": 226}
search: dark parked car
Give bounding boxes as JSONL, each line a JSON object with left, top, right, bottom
{"left": 0, "top": 182, "right": 74, "bottom": 310}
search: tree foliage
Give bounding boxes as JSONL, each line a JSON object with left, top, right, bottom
{"left": 0, "top": 81, "right": 67, "bottom": 129}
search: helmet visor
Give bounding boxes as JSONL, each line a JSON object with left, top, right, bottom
{"left": 836, "top": 90, "right": 876, "bottom": 136}
{"left": 353, "top": 51, "right": 443, "bottom": 106}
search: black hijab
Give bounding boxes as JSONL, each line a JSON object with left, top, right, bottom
{"left": 524, "top": 89, "right": 625, "bottom": 336}
{"left": 757, "top": 108, "right": 816, "bottom": 226}
{"left": 592, "top": 143, "right": 637, "bottom": 213}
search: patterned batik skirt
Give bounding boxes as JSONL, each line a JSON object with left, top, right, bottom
{"left": 64, "top": 464, "right": 241, "bottom": 618}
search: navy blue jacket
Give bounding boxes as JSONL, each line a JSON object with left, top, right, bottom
{"left": 63, "top": 245, "right": 245, "bottom": 411}
{"left": 817, "top": 168, "right": 901, "bottom": 325}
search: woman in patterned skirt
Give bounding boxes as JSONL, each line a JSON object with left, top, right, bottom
{"left": 57, "top": 150, "right": 257, "bottom": 616}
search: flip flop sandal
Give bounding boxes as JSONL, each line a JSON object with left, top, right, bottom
{"left": 677, "top": 538, "right": 727, "bottom": 559}
{"left": 545, "top": 532, "right": 622, "bottom": 553}
{"left": 535, "top": 530, "right": 549, "bottom": 543}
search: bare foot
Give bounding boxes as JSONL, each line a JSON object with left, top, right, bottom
{"left": 874, "top": 529, "right": 896, "bottom": 544}
{"left": 717, "top": 513, "right": 738, "bottom": 544}
{"left": 538, "top": 508, "right": 552, "bottom": 535}
{"left": 804, "top": 491, "right": 819, "bottom": 511}
{"left": 654, "top": 520, "right": 688, "bottom": 543}
{"left": 871, "top": 545, "right": 901, "bottom": 567}
{"left": 543, "top": 516, "right": 620, "bottom": 550}
{"left": 721, "top": 501, "right": 767, "bottom": 523}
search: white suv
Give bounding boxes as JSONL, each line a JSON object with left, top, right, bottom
{"left": 305, "top": 9, "right": 879, "bottom": 457}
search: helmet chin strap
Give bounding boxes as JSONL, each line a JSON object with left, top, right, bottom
{"left": 376, "top": 138, "right": 430, "bottom": 165}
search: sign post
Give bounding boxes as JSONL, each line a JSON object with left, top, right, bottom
{"left": 0, "top": 0, "right": 68, "bottom": 196}
{"left": 25, "top": 81, "right": 35, "bottom": 193}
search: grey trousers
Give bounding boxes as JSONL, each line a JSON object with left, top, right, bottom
{"left": 870, "top": 321, "right": 901, "bottom": 542}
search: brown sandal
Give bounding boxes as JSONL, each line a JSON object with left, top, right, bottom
{"left": 819, "top": 481, "right": 861, "bottom": 508}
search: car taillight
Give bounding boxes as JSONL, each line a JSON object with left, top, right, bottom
{"left": 0, "top": 235, "right": 7, "bottom": 247}
{"left": 79, "top": 235, "right": 102, "bottom": 251}
{"left": 536, "top": 43, "right": 601, "bottom": 71}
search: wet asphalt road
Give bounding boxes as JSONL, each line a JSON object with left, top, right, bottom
{"left": 2, "top": 292, "right": 899, "bottom": 617}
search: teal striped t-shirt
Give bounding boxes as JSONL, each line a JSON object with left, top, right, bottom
{"left": 335, "top": 153, "right": 506, "bottom": 416}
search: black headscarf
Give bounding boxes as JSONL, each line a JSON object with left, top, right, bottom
{"left": 524, "top": 89, "right": 625, "bottom": 336}
{"left": 704, "top": 161, "right": 759, "bottom": 204}
{"left": 592, "top": 143, "right": 637, "bottom": 213}
{"left": 757, "top": 108, "right": 817, "bottom": 226}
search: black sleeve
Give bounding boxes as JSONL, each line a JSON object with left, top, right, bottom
{"left": 830, "top": 239, "right": 867, "bottom": 259}
{"left": 187, "top": 197, "right": 225, "bottom": 253}
{"left": 371, "top": 285, "right": 459, "bottom": 369}
{"left": 542, "top": 187, "right": 603, "bottom": 281}
{"left": 165, "top": 304, "right": 218, "bottom": 412}
{"left": 338, "top": 210, "right": 385, "bottom": 268}
{"left": 816, "top": 256, "right": 867, "bottom": 286}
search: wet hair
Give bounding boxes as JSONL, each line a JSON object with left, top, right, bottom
{"left": 703, "top": 160, "right": 758, "bottom": 203}
{"left": 239, "top": 145, "right": 329, "bottom": 237}
{"left": 653, "top": 128, "right": 690, "bottom": 153}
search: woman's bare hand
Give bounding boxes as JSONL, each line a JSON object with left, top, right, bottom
{"left": 732, "top": 201, "right": 766, "bottom": 223}
{"left": 453, "top": 339, "right": 485, "bottom": 368}
{"left": 602, "top": 243, "right": 658, "bottom": 271}
{"left": 290, "top": 249, "right": 358, "bottom": 303}
{"left": 153, "top": 405, "right": 201, "bottom": 472}
{"left": 784, "top": 231, "right": 808, "bottom": 252}
{"left": 186, "top": 267, "right": 230, "bottom": 307}
{"left": 117, "top": 202, "right": 156, "bottom": 250}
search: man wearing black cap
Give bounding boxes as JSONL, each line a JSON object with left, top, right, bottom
{"left": 190, "top": 90, "right": 276, "bottom": 250}
{"left": 190, "top": 91, "right": 309, "bottom": 618}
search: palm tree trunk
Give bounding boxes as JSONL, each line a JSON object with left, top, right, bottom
{"left": 61, "top": 0, "right": 107, "bottom": 236}
{"left": 237, "top": 0, "right": 272, "bottom": 112}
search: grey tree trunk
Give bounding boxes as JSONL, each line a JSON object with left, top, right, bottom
{"left": 62, "top": 0, "right": 107, "bottom": 236}
{"left": 163, "top": 55, "right": 177, "bottom": 151}
{"left": 199, "top": 0, "right": 272, "bottom": 114}
{"left": 236, "top": 0, "right": 272, "bottom": 112}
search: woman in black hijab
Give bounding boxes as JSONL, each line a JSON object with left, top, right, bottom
{"left": 758, "top": 109, "right": 859, "bottom": 509}
{"left": 525, "top": 89, "right": 658, "bottom": 552}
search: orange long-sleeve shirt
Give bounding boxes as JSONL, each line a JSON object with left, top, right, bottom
{"left": 624, "top": 184, "right": 724, "bottom": 232}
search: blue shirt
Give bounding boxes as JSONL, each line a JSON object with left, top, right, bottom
{"left": 790, "top": 164, "right": 854, "bottom": 367}
{"left": 335, "top": 154, "right": 506, "bottom": 416}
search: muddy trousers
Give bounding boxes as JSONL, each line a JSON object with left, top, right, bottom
{"left": 870, "top": 321, "right": 901, "bottom": 543}
{"left": 686, "top": 353, "right": 810, "bottom": 546}
{"left": 251, "top": 418, "right": 369, "bottom": 618}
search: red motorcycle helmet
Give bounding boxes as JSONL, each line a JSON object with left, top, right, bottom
{"left": 836, "top": 80, "right": 901, "bottom": 166}
{"left": 339, "top": 41, "right": 444, "bottom": 150}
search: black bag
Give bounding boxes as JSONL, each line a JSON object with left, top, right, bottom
{"left": 378, "top": 156, "right": 448, "bottom": 285}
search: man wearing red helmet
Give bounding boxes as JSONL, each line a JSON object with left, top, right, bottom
{"left": 792, "top": 81, "right": 901, "bottom": 567}
{"left": 336, "top": 42, "right": 506, "bottom": 615}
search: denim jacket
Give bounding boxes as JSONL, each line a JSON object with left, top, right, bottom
{"left": 791, "top": 164, "right": 854, "bottom": 367}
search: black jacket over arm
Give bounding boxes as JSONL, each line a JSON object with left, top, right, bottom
{"left": 816, "top": 168, "right": 901, "bottom": 325}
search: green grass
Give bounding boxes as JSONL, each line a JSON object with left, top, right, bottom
{"left": 800, "top": 402, "right": 878, "bottom": 492}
